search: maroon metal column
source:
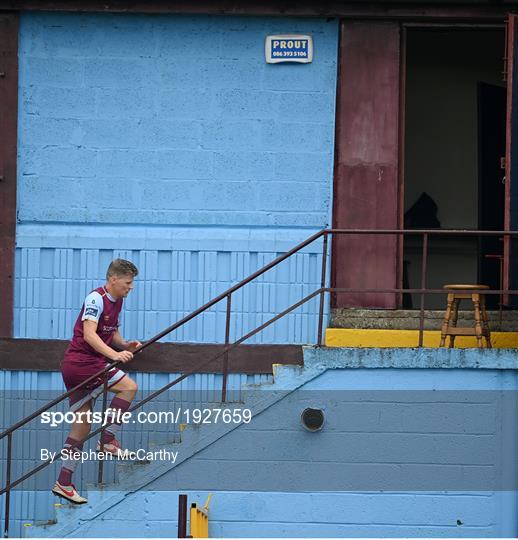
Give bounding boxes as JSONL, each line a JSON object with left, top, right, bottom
{"left": 504, "top": 14, "right": 518, "bottom": 300}
{"left": 0, "top": 13, "right": 18, "bottom": 338}
{"left": 331, "top": 21, "right": 401, "bottom": 309}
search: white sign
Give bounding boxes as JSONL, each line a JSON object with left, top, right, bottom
{"left": 265, "top": 34, "right": 313, "bottom": 64}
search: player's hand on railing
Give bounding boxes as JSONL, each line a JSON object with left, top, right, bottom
{"left": 112, "top": 350, "right": 134, "bottom": 363}
{"left": 125, "top": 340, "right": 142, "bottom": 352}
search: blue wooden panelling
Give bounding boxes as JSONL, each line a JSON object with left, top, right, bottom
{"left": 14, "top": 229, "right": 328, "bottom": 344}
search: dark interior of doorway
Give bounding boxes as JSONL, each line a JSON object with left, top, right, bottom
{"left": 403, "top": 27, "right": 506, "bottom": 310}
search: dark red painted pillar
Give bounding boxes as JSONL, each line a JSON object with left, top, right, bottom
{"left": 331, "top": 21, "right": 401, "bottom": 309}
{"left": 0, "top": 13, "right": 18, "bottom": 337}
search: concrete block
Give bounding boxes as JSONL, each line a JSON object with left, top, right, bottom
{"left": 152, "top": 150, "right": 214, "bottom": 180}
{"left": 21, "top": 117, "right": 82, "bottom": 147}
{"left": 278, "top": 92, "right": 335, "bottom": 122}
{"left": 83, "top": 177, "right": 139, "bottom": 209}
{"left": 140, "top": 181, "right": 201, "bottom": 210}
{"left": 158, "top": 59, "right": 212, "bottom": 88}
{"left": 159, "top": 89, "right": 214, "bottom": 120}
{"left": 201, "top": 120, "right": 263, "bottom": 151}
{"left": 263, "top": 62, "right": 336, "bottom": 92}
{"left": 275, "top": 152, "right": 331, "bottom": 182}
{"left": 96, "top": 88, "right": 156, "bottom": 119}
{"left": 20, "top": 12, "right": 98, "bottom": 57}
{"left": 205, "top": 59, "right": 264, "bottom": 90}
{"left": 22, "top": 87, "right": 96, "bottom": 119}
{"left": 84, "top": 58, "right": 159, "bottom": 89}
{"left": 81, "top": 119, "right": 144, "bottom": 148}
{"left": 21, "top": 147, "right": 96, "bottom": 178}
{"left": 214, "top": 151, "right": 275, "bottom": 180}
{"left": 214, "top": 89, "right": 279, "bottom": 119}
{"left": 257, "top": 181, "right": 328, "bottom": 212}
{"left": 198, "top": 181, "right": 257, "bottom": 211}
{"left": 216, "top": 19, "right": 269, "bottom": 57}
{"left": 21, "top": 57, "right": 85, "bottom": 87}
{"left": 95, "top": 149, "right": 156, "bottom": 178}
{"left": 158, "top": 22, "right": 220, "bottom": 58}
{"left": 145, "top": 120, "right": 202, "bottom": 149}
{"left": 261, "top": 121, "right": 333, "bottom": 152}
{"left": 94, "top": 17, "right": 156, "bottom": 57}
{"left": 271, "top": 212, "right": 328, "bottom": 228}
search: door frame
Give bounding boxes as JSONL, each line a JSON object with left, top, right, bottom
{"left": 399, "top": 21, "right": 506, "bottom": 309}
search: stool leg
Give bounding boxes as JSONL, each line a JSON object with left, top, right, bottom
{"left": 449, "top": 298, "right": 459, "bottom": 348}
{"left": 440, "top": 293, "right": 454, "bottom": 347}
{"left": 481, "top": 295, "right": 492, "bottom": 349}
{"left": 472, "top": 294, "right": 483, "bottom": 348}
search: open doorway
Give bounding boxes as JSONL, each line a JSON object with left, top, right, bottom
{"left": 403, "top": 27, "right": 506, "bottom": 309}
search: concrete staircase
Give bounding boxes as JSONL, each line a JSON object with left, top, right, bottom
{"left": 25, "top": 351, "right": 327, "bottom": 538}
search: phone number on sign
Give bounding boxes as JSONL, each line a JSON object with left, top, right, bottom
{"left": 272, "top": 51, "right": 308, "bottom": 57}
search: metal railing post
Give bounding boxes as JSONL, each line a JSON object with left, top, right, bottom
{"left": 178, "top": 494, "right": 188, "bottom": 538}
{"left": 97, "top": 377, "right": 109, "bottom": 486}
{"left": 222, "top": 294, "right": 232, "bottom": 403}
{"left": 317, "top": 232, "right": 329, "bottom": 346}
{"left": 419, "top": 233, "right": 429, "bottom": 347}
{"left": 3, "top": 433, "right": 12, "bottom": 538}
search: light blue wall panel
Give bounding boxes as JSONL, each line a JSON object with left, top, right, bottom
{"left": 16, "top": 12, "right": 338, "bottom": 343}
{"left": 18, "top": 14, "right": 337, "bottom": 227}
{"left": 14, "top": 226, "right": 328, "bottom": 343}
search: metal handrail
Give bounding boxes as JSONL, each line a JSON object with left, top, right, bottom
{"left": 0, "top": 228, "right": 325, "bottom": 442}
{"left": 3, "top": 227, "right": 518, "bottom": 537}
{"left": 0, "top": 288, "right": 323, "bottom": 497}
{"left": 0, "top": 228, "right": 327, "bottom": 537}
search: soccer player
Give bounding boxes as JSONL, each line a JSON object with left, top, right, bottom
{"left": 52, "top": 259, "right": 141, "bottom": 504}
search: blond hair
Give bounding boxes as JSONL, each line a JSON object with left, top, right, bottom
{"left": 106, "top": 259, "right": 139, "bottom": 280}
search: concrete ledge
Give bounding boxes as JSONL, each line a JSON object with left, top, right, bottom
{"left": 304, "top": 345, "right": 518, "bottom": 370}
{"left": 331, "top": 308, "right": 518, "bottom": 331}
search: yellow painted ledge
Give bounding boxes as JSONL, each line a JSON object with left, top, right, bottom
{"left": 325, "top": 328, "right": 518, "bottom": 348}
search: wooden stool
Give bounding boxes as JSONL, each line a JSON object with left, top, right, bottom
{"left": 440, "top": 284, "right": 491, "bottom": 348}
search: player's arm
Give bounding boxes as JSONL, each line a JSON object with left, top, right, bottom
{"left": 83, "top": 320, "right": 133, "bottom": 363}
{"left": 112, "top": 329, "right": 142, "bottom": 353}
{"left": 81, "top": 291, "right": 132, "bottom": 363}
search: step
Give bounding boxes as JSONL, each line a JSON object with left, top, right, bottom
{"left": 331, "top": 308, "right": 518, "bottom": 331}
{"left": 25, "top": 361, "right": 325, "bottom": 538}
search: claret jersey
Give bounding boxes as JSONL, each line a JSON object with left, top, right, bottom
{"left": 64, "top": 287, "right": 123, "bottom": 363}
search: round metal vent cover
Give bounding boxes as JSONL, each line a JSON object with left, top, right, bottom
{"left": 301, "top": 407, "right": 325, "bottom": 432}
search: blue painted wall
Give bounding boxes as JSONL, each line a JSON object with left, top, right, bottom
{"left": 15, "top": 12, "right": 338, "bottom": 343}
{"left": 7, "top": 355, "right": 518, "bottom": 537}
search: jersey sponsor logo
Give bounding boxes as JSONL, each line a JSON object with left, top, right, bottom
{"left": 102, "top": 325, "right": 118, "bottom": 333}
{"left": 85, "top": 307, "right": 99, "bottom": 317}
